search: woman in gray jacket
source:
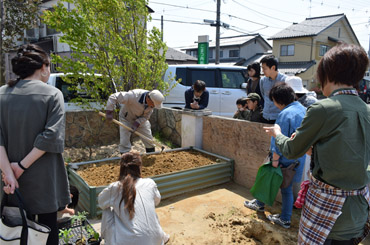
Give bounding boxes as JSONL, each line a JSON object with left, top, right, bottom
{"left": 0, "top": 44, "right": 70, "bottom": 244}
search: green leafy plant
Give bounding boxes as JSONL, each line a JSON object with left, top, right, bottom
{"left": 42, "top": 0, "right": 170, "bottom": 110}
{"left": 59, "top": 228, "right": 73, "bottom": 244}
{"left": 86, "top": 225, "right": 100, "bottom": 241}
{"left": 70, "top": 211, "right": 89, "bottom": 242}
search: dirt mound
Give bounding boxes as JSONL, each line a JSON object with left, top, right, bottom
{"left": 205, "top": 208, "right": 297, "bottom": 245}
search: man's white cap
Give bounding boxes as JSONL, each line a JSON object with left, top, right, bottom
{"left": 148, "top": 90, "right": 164, "bottom": 109}
{"left": 285, "top": 76, "right": 309, "bottom": 94}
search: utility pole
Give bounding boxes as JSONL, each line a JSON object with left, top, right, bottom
{"left": 161, "top": 15, "right": 163, "bottom": 42}
{"left": 215, "top": 0, "right": 221, "bottom": 64}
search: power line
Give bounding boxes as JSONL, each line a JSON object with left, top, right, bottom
{"left": 152, "top": 18, "right": 209, "bottom": 26}
{"left": 150, "top": 1, "right": 215, "bottom": 14}
{"left": 232, "top": 0, "right": 293, "bottom": 24}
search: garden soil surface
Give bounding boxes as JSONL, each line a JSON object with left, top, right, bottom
{"left": 64, "top": 143, "right": 370, "bottom": 245}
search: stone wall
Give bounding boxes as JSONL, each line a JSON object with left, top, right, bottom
{"left": 202, "top": 116, "right": 271, "bottom": 188}
{"left": 150, "top": 108, "right": 182, "bottom": 147}
{"left": 65, "top": 111, "right": 119, "bottom": 147}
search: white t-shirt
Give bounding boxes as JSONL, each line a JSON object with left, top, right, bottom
{"left": 98, "top": 178, "right": 167, "bottom": 245}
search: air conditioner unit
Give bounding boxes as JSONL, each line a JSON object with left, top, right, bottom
{"left": 24, "top": 28, "right": 39, "bottom": 41}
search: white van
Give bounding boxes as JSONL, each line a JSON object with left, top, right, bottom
{"left": 47, "top": 73, "right": 104, "bottom": 111}
{"left": 163, "top": 64, "right": 248, "bottom": 117}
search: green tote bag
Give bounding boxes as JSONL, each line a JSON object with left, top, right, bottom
{"left": 250, "top": 161, "right": 283, "bottom": 206}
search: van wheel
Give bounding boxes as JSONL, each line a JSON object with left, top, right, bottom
{"left": 367, "top": 96, "right": 370, "bottom": 104}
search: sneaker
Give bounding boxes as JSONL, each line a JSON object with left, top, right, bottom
{"left": 164, "top": 234, "right": 170, "bottom": 244}
{"left": 267, "top": 214, "right": 291, "bottom": 229}
{"left": 244, "top": 199, "right": 265, "bottom": 212}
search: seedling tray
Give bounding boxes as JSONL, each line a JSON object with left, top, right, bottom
{"left": 58, "top": 219, "right": 100, "bottom": 245}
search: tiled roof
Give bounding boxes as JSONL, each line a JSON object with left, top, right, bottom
{"left": 181, "top": 34, "right": 268, "bottom": 50}
{"left": 236, "top": 52, "right": 272, "bottom": 66}
{"left": 166, "top": 47, "right": 197, "bottom": 61}
{"left": 269, "top": 14, "right": 344, "bottom": 40}
{"left": 278, "top": 61, "right": 316, "bottom": 75}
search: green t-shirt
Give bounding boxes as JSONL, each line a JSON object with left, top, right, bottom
{"left": 275, "top": 89, "right": 370, "bottom": 240}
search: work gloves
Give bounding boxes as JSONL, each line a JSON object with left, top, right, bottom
{"left": 131, "top": 121, "right": 140, "bottom": 132}
{"left": 105, "top": 110, "right": 113, "bottom": 121}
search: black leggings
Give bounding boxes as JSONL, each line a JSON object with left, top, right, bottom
{"left": 32, "top": 212, "right": 58, "bottom": 245}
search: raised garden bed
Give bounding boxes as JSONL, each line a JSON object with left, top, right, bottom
{"left": 68, "top": 147, "right": 234, "bottom": 218}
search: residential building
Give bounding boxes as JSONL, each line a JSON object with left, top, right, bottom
{"left": 269, "top": 13, "right": 360, "bottom": 90}
{"left": 181, "top": 34, "right": 272, "bottom": 66}
{"left": 166, "top": 48, "right": 197, "bottom": 64}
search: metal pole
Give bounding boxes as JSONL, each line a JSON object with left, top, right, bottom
{"left": 161, "top": 15, "right": 163, "bottom": 42}
{"left": 215, "top": 0, "right": 221, "bottom": 64}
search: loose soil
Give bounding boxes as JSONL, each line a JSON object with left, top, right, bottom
{"left": 65, "top": 144, "right": 370, "bottom": 245}
{"left": 75, "top": 150, "right": 221, "bottom": 186}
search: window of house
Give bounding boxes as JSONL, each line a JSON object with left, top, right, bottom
{"left": 319, "top": 45, "right": 330, "bottom": 56}
{"left": 209, "top": 50, "right": 213, "bottom": 59}
{"left": 190, "top": 50, "right": 198, "bottom": 58}
{"left": 220, "top": 50, "right": 223, "bottom": 58}
{"left": 280, "top": 44, "right": 294, "bottom": 56}
{"left": 338, "top": 28, "right": 341, "bottom": 38}
{"left": 280, "top": 45, "right": 294, "bottom": 56}
{"left": 229, "top": 49, "right": 240, "bottom": 58}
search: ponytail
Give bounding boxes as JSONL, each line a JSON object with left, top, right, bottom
{"left": 118, "top": 152, "right": 142, "bottom": 220}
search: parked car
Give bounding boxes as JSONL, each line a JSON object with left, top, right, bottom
{"left": 47, "top": 73, "right": 105, "bottom": 111}
{"left": 163, "top": 64, "right": 248, "bottom": 117}
{"left": 358, "top": 78, "right": 370, "bottom": 104}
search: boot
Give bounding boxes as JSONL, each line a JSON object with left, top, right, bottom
{"left": 146, "top": 147, "right": 155, "bottom": 153}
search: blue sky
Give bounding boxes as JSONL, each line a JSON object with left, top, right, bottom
{"left": 147, "top": 0, "right": 370, "bottom": 52}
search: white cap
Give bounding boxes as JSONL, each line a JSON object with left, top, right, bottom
{"left": 148, "top": 90, "right": 164, "bottom": 109}
{"left": 285, "top": 76, "right": 309, "bottom": 94}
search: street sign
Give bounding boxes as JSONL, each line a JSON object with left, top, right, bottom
{"left": 198, "top": 42, "right": 209, "bottom": 64}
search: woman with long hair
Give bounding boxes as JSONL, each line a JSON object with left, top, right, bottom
{"left": 98, "top": 152, "right": 169, "bottom": 245}
{"left": 0, "top": 44, "right": 70, "bottom": 244}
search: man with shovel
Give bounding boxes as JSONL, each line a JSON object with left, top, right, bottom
{"left": 105, "top": 89, "right": 164, "bottom": 153}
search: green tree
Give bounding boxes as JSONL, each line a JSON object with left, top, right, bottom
{"left": 42, "top": 0, "right": 169, "bottom": 107}
{"left": 0, "top": 0, "right": 42, "bottom": 84}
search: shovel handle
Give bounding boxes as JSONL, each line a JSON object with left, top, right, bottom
{"left": 98, "top": 111, "right": 162, "bottom": 149}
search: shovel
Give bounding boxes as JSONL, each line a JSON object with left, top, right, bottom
{"left": 98, "top": 111, "right": 165, "bottom": 152}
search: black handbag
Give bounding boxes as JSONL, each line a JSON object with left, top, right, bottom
{"left": 280, "top": 161, "right": 299, "bottom": 188}
{"left": 0, "top": 189, "right": 50, "bottom": 245}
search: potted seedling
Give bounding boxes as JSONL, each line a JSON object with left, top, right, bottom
{"left": 70, "top": 211, "right": 89, "bottom": 245}
{"left": 86, "top": 225, "right": 101, "bottom": 245}
{"left": 59, "top": 228, "right": 73, "bottom": 245}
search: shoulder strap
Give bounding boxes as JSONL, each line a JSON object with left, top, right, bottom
{"left": 14, "top": 189, "right": 29, "bottom": 245}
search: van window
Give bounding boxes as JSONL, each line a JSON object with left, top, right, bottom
{"left": 189, "top": 69, "right": 216, "bottom": 87}
{"left": 220, "top": 70, "right": 246, "bottom": 88}
{"left": 176, "top": 68, "right": 187, "bottom": 85}
{"left": 55, "top": 76, "right": 95, "bottom": 102}
{"left": 55, "top": 77, "right": 78, "bottom": 102}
